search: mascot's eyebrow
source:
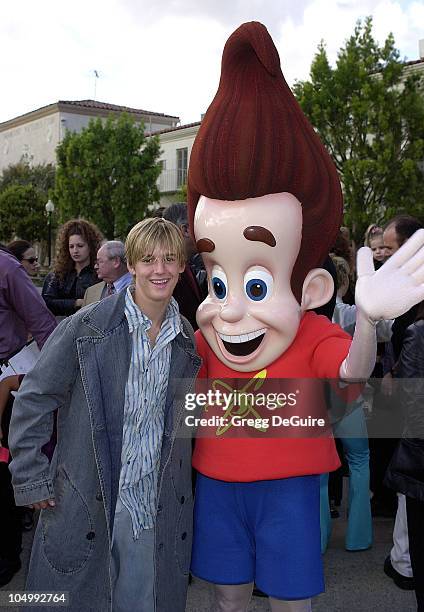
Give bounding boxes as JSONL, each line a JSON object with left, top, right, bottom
{"left": 243, "top": 226, "right": 276, "bottom": 247}
{"left": 196, "top": 238, "right": 215, "bottom": 253}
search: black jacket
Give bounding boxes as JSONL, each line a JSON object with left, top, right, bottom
{"left": 385, "top": 320, "right": 424, "bottom": 502}
{"left": 172, "top": 255, "right": 208, "bottom": 331}
{"left": 42, "top": 266, "right": 98, "bottom": 316}
{"left": 391, "top": 305, "right": 419, "bottom": 361}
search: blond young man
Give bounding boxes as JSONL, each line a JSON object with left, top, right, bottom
{"left": 9, "top": 218, "right": 201, "bottom": 612}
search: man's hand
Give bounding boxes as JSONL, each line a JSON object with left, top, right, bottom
{"left": 28, "top": 499, "right": 55, "bottom": 510}
{"left": 355, "top": 229, "right": 424, "bottom": 322}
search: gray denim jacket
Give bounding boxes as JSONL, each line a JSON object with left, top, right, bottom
{"left": 9, "top": 291, "right": 201, "bottom": 612}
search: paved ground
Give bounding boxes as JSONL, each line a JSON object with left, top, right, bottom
{"left": 1, "top": 502, "right": 417, "bottom": 611}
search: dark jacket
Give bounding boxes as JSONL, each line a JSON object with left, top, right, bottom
{"left": 385, "top": 320, "right": 424, "bottom": 502}
{"left": 9, "top": 291, "right": 201, "bottom": 611}
{"left": 172, "top": 255, "right": 208, "bottom": 331}
{"left": 42, "top": 266, "right": 98, "bottom": 316}
{"left": 391, "top": 305, "right": 419, "bottom": 362}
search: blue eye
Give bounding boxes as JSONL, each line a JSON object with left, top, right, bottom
{"left": 244, "top": 269, "right": 273, "bottom": 302}
{"left": 211, "top": 268, "right": 228, "bottom": 301}
{"left": 246, "top": 279, "right": 267, "bottom": 301}
{"left": 212, "top": 276, "right": 227, "bottom": 300}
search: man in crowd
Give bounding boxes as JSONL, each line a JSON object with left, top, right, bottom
{"left": 163, "top": 202, "right": 207, "bottom": 330}
{"left": 370, "top": 216, "right": 423, "bottom": 521}
{"left": 82, "top": 240, "right": 132, "bottom": 306}
{"left": 9, "top": 218, "right": 200, "bottom": 611}
{"left": 383, "top": 216, "right": 424, "bottom": 360}
{"left": 0, "top": 246, "right": 56, "bottom": 586}
{"left": 382, "top": 215, "right": 423, "bottom": 591}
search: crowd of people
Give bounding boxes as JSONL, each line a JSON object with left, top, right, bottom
{"left": 326, "top": 217, "right": 424, "bottom": 612}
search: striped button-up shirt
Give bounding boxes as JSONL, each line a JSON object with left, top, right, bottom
{"left": 120, "top": 287, "right": 183, "bottom": 539}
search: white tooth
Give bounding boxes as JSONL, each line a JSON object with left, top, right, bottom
{"left": 218, "top": 328, "right": 266, "bottom": 344}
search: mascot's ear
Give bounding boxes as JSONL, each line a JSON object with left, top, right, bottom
{"left": 300, "top": 268, "right": 334, "bottom": 311}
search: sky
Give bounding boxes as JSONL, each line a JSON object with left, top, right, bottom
{"left": 0, "top": 0, "right": 423, "bottom": 126}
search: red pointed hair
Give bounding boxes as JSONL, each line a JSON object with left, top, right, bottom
{"left": 187, "top": 21, "right": 342, "bottom": 301}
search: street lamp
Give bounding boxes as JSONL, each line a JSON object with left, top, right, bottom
{"left": 45, "top": 199, "right": 55, "bottom": 266}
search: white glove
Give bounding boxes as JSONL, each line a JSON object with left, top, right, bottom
{"left": 340, "top": 228, "right": 424, "bottom": 381}
{"left": 355, "top": 229, "right": 424, "bottom": 322}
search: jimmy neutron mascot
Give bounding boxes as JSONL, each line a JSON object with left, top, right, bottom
{"left": 187, "top": 21, "right": 424, "bottom": 612}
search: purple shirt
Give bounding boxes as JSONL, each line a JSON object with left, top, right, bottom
{"left": 0, "top": 251, "right": 57, "bottom": 359}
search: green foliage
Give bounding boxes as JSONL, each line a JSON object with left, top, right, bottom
{"left": 0, "top": 156, "right": 56, "bottom": 194}
{"left": 54, "top": 114, "right": 162, "bottom": 238}
{"left": 293, "top": 17, "right": 424, "bottom": 242}
{"left": 176, "top": 182, "right": 187, "bottom": 203}
{"left": 0, "top": 184, "right": 48, "bottom": 242}
{"left": 0, "top": 158, "right": 55, "bottom": 242}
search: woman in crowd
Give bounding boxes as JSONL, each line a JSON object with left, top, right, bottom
{"left": 385, "top": 302, "right": 424, "bottom": 611}
{"left": 42, "top": 219, "right": 103, "bottom": 316}
{"left": 7, "top": 240, "right": 39, "bottom": 276}
{"left": 331, "top": 229, "right": 356, "bottom": 305}
{"left": 320, "top": 256, "right": 373, "bottom": 552}
{"left": 321, "top": 255, "right": 393, "bottom": 552}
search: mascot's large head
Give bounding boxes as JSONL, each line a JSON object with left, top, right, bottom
{"left": 187, "top": 22, "right": 342, "bottom": 372}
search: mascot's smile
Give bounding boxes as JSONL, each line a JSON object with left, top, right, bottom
{"left": 217, "top": 329, "right": 266, "bottom": 356}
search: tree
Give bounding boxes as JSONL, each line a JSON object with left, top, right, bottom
{"left": 293, "top": 17, "right": 424, "bottom": 243}
{"left": 0, "top": 156, "right": 56, "bottom": 195}
{"left": 0, "top": 158, "right": 55, "bottom": 243}
{"left": 175, "top": 182, "right": 187, "bottom": 203}
{"left": 54, "top": 114, "right": 162, "bottom": 238}
{"left": 0, "top": 184, "right": 48, "bottom": 243}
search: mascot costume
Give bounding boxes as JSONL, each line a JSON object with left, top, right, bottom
{"left": 187, "top": 21, "right": 424, "bottom": 612}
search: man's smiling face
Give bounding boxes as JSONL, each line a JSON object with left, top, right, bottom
{"left": 128, "top": 246, "right": 184, "bottom": 308}
{"left": 194, "top": 192, "right": 304, "bottom": 372}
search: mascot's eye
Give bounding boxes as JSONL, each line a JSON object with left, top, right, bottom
{"left": 246, "top": 279, "right": 267, "bottom": 300}
{"left": 213, "top": 278, "right": 226, "bottom": 299}
{"left": 244, "top": 269, "right": 273, "bottom": 302}
{"left": 211, "top": 268, "right": 228, "bottom": 300}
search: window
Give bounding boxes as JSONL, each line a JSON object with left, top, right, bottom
{"left": 176, "top": 147, "right": 188, "bottom": 187}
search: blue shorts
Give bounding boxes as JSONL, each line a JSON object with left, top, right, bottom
{"left": 191, "top": 473, "right": 324, "bottom": 600}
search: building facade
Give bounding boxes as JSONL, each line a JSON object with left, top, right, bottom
{"left": 0, "top": 100, "right": 179, "bottom": 174}
{"left": 153, "top": 121, "right": 201, "bottom": 206}
{"left": 2, "top": 46, "right": 422, "bottom": 207}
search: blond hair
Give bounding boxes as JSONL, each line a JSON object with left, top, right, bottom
{"left": 125, "top": 217, "right": 186, "bottom": 267}
{"left": 364, "top": 224, "right": 383, "bottom": 247}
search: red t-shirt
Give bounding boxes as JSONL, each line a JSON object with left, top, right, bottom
{"left": 193, "top": 311, "right": 352, "bottom": 482}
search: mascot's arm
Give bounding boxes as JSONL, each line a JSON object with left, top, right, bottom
{"left": 339, "top": 229, "right": 424, "bottom": 381}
